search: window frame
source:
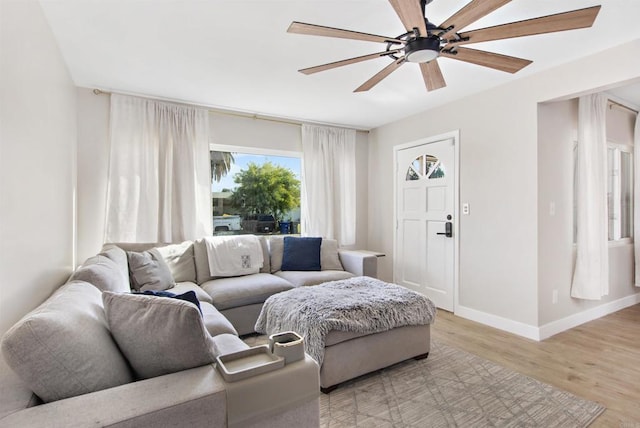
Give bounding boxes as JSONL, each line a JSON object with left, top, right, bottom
{"left": 209, "top": 143, "right": 303, "bottom": 235}
{"left": 572, "top": 140, "right": 634, "bottom": 247}
{"left": 607, "top": 141, "right": 633, "bottom": 245}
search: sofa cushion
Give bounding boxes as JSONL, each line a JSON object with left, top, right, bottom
{"left": 137, "top": 290, "right": 237, "bottom": 336}
{"left": 201, "top": 273, "right": 294, "bottom": 310}
{"left": 103, "top": 292, "right": 217, "bottom": 379}
{"left": 281, "top": 237, "right": 321, "bottom": 271}
{"left": 274, "top": 270, "right": 354, "bottom": 287}
{"left": 153, "top": 241, "right": 196, "bottom": 283}
{"left": 258, "top": 236, "right": 271, "bottom": 273}
{"left": 70, "top": 254, "right": 130, "bottom": 293}
{"left": 201, "top": 303, "right": 238, "bottom": 336}
{"left": 108, "top": 242, "right": 197, "bottom": 284}
{"left": 99, "top": 245, "right": 131, "bottom": 280}
{"left": 1, "top": 281, "right": 134, "bottom": 402}
{"left": 127, "top": 249, "right": 175, "bottom": 292}
{"left": 269, "top": 236, "right": 285, "bottom": 273}
{"left": 194, "top": 238, "right": 211, "bottom": 283}
{"left": 211, "top": 333, "right": 249, "bottom": 356}
{"left": 172, "top": 281, "right": 213, "bottom": 304}
{"left": 320, "top": 239, "right": 344, "bottom": 271}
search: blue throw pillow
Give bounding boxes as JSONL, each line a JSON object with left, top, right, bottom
{"left": 281, "top": 237, "right": 322, "bottom": 271}
{"left": 138, "top": 290, "right": 202, "bottom": 314}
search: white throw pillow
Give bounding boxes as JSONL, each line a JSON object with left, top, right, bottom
{"left": 154, "top": 241, "right": 196, "bottom": 283}
{"left": 102, "top": 292, "right": 217, "bottom": 379}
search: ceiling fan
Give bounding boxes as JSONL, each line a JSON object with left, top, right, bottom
{"left": 287, "top": 0, "right": 601, "bottom": 92}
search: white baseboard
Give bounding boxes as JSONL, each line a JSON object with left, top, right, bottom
{"left": 538, "top": 292, "right": 640, "bottom": 340}
{"left": 455, "top": 292, "right": 640, "bottom": 342}
{"left": 454, "top": 305, "right": 541, "bottom": 341}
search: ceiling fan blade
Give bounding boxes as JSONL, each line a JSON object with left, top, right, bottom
{"left": 439, "top": 0, "right": 512, "bottom": 40}
{"left": 449, "top": 6, "right": 601, "bottom": 46}
{"left": 299, "top": 49, "right": 402, "bottom": 75}
{"left": 354, "top": 59, "right": 405, "bottom": 92}
{"left": 440, "top": 47, "right": 532, "bottom": 73}
{"left": 288, "top": 22, "right": 404, "bottom": 45}
{"left": 420, "top": 60, "right": 446, "bottom": 91}
{"left": 388, "top": 0, "right": 428, "bottom": 36}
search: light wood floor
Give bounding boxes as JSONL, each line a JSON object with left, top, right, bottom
{"left": 431, "top": 305, "right": 640, "bottom": 427}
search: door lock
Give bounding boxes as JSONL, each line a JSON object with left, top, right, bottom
{"left": 436, "top": 221, "right": 453, "bottom": 238}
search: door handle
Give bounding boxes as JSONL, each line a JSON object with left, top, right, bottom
{"left": 436, "top": 221, "right": 453, "bottom": 238}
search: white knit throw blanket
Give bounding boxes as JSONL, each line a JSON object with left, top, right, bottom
{"left": 254, "top": 276, "right": 437, "bottom": 366}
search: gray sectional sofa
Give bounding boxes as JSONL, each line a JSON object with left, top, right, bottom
{"left": 115, "top": 236, "right": 377, "bottom": 335}
{"left": 0, "top": 235, "right": 377, "bottom": 427}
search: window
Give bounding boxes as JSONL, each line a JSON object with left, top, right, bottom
{"left": 405, "top": 154, "right": 445, "bottom": 181}
{"left": 607, "top": 143, "right": 633, "bottom": 241}
{"left": 573, "top": 141, "right": 633, "bottom": 243}
{"left": 210, "top": 148, "right": 301, "bottom": 236}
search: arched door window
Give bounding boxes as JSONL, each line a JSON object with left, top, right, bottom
{"left": 405, "top": 154, "right": 445, "bottom": 181}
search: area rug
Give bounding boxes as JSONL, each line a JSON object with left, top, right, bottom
{"left": 319, "top": 340, "right": 605, "bottom": 427}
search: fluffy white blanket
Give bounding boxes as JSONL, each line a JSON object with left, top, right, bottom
{"left": 255, "top": 276, "right": 436, "bottom": 365}
{"left": 204, "top": 235, "right": 263, "bottom": 277}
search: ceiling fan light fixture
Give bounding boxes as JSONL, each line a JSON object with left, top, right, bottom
{"left": 404, "top": 36, "right": 440, "bottom": 63}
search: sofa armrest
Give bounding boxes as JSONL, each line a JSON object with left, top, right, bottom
{"left": 0, "top": 365, "right": 227, "bottom": 428}
{"left": 0, "top": 355, "right": 321, "bottom": 428}
{"left": 0, "top": 358, "right": 39, "bottom": 420}
{"left": 339, "top": 250, "right": 378, "bottom": 278}
{"left": 225, "top": 354, "right": 320, "bottom": 427}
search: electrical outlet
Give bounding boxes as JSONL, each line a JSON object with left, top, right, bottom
{"left": 552, "top": 289, "right": 558, "bottom": 304}
{"left": 462, "top": 203, "right": 470, "bottom": 215}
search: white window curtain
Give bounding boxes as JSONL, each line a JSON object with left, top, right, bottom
{"left": 634, "top": 112, "right": 640, "bottom": 286}
{"left": 301, "top": 124, "right": 356, "bottom": 246}
{"left": 105, "top": 94, "right": 212, "bottom": 243}
{"left": 571, "top": 93, "right": 609, "bottom": 299}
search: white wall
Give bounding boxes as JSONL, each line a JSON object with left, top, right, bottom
{"left": 76, "top": 88, "right": 110, "bottom": 263}
{"left": 0, "top": 0, "right": 77, "bottom": 335}
{"left": 537, "top": 97, "right": 639, "bottom": 326}
{"left": 75, "top": 103, "right": 370, "bottom": 255}
{"left": 368, "top": 39, "right": 640, "bottom": 331}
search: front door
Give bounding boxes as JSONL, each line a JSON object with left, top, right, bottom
{"left": 395, "top": 138, "right": 456, "bottom": 311}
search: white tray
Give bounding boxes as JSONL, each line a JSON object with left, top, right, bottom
{"left": 216, "top": 345, "right": 285, "bottom": 382}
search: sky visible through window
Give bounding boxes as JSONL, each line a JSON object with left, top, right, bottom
{"left": 212, "top": 153, "right": 301, "bottom": 191}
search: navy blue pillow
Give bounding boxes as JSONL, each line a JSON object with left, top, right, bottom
{"left": 281, "top": 237, "right": 322, "bottom": 271}
{"left": 138, "top": 290, "right": 202, "bottom": 314}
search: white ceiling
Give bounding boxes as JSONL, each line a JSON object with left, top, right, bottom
{"left": 40, "top": 0, "right": 640, "bottom": 129}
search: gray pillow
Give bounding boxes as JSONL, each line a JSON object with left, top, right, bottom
{"left": 193, "top": 238, "right": 212, "bottom": 284}
{"left": 154, "top": 241, "right": 196, "bottom": 283}
{"left": 70, "top": 255, "right": 130, "bottom": 293}
{"left": 269, "top": 236, "right": 285, "bottom": 273}
{"left": 1, "top": 281, "right": 134, "bottom": 402}
{"left": 258, "top": 236, "right": 271, "bottom": 273}
{"left": 321, "top": 239, "right": 344, "bottom": 271}
{"left": 127, "top": 249, "right": 175, "bottom": 292}
{"left": 102, "top": 292, "right": 217, "bottom": 379}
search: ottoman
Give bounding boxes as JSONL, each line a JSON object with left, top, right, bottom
{"left": 255, "top": 276, "right": 436, "bottom": 392}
